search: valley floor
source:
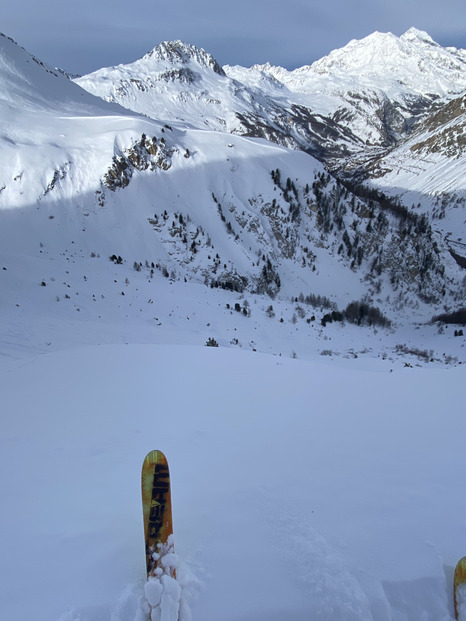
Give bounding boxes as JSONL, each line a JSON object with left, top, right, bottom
{"left": 1, "top": 250, "right": 465, "bottom": 369}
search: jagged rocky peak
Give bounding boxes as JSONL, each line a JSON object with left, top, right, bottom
{"left": 144, "top": 40, "right": 225, "bottom": 76}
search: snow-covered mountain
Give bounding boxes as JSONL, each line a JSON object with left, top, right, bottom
{"left": 3, "top": 28, "right": 464, "bottom": 326}
{"left": 76, "top": 29, "right": 466, "bottom": 173}
{"left": 75, "top": 39, "right": 299, "bottom": 148}
{"left": 74, "top": 28, "right": 466, "bottom": 291}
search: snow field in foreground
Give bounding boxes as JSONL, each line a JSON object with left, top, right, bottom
{"left": 0, "top": 343, "right": 465, "bottom": 620}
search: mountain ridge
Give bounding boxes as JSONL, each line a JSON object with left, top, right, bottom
{"left": 75, "top": 29, "right": 466, "bottom": 182}
{"left": 142, "top": 40, "right": 226, "bottom": 75}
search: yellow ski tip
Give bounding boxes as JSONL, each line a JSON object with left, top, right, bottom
{"left": 143, "top": 449, "right": 168, "bottom": 466}
{"left": 454, "top": 557, "right": 466, "bottom": 619}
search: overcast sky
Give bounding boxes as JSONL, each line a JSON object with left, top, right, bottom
{"left": 3, "top": 0, "right": 465, "bottom": 75}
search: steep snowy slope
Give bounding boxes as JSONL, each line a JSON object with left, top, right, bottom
{"left": 365, "top": 92, "right": 466, "bottom": 196}
{"left": 0, "top": 33, "right": 124, "bottom": 114}
{"left": 74, "top": 30, "right": 466, "bottom": 254}
{"left": 0, "top": 32, "right": 162, "bottom": 210}
{"left": 0, "top": 35, "right": 362, "bottom": 318}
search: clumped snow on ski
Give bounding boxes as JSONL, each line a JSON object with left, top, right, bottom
{"left": 143, "top": 536, "right": 181, "bottom": 621}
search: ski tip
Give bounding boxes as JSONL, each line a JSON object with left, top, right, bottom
{"left": 454, "top": 557, "right": 466, "bottom": 619}
{"left": 455, "top": 557, "right": 466, "bottom": 584}
{"left": 143, "top": 449, "right": 168, "bottom": 466}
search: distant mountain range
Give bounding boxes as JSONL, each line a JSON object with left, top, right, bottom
{"left": 76, "top": 28, "right": 466, "bottom": 184}
{"left": 0, "top": 28, "right": 465, "bottom": 332}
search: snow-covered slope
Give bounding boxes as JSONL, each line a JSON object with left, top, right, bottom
{"left": 73, "top": 31, "right": 466, "bottom": 303}
{"left": 0, "top": 33, "right": 122, "bottom": 115}
{"left": 365, "top": 92, "right": 466, "bottom": 197}
{"left": 0, "top": 32, "right": 161, "bottom": 210}
{"left": 358, "top": 91, "right": 466, "bottom": 264}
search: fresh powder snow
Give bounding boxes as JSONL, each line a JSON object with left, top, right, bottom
{"left": 0, "top": 343, "right": 465, "bottom": 620}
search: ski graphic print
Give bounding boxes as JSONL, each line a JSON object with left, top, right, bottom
{"left": 141, "top": 449, "right": 175, "bottom": 577}
{"left": 141, "top": 450, "right": 181, "bottom": 621}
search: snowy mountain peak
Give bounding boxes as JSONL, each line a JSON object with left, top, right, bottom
{"left": 143, "top": 40, "right": 225, "bottom": 76}
{"left": 310, "top": 27, "right": 466, "bottom": 80}
{"left": 401, "top": 26, "right": 437, "bottom": 45}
